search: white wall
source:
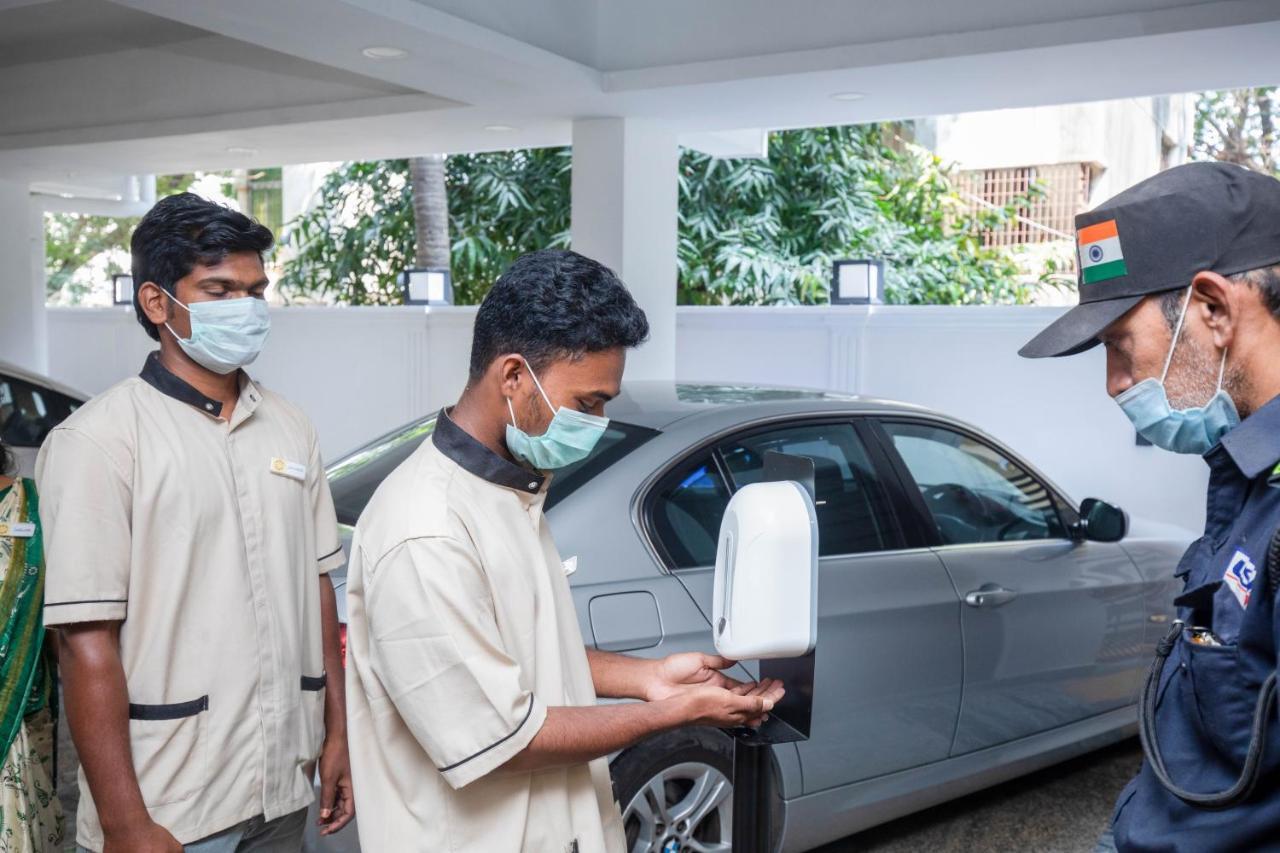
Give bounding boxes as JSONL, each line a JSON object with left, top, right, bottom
{"left": 45, "top": 304, "right": 1209, "bottom": 535}
{"left": 933, "top": 95, "right": 1193, "bottom": 205}
{"left": 46, "top": 306, "right": 477, "bottom": 463}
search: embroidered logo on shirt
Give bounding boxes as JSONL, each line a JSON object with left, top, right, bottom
{"left": 1223, "top": 549, "right": 1257, "bottom": 609}
{"left": 269, "top": 457, "right": 307, "bottom": 482}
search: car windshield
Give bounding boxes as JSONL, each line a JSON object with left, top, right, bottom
{"left": 327, "top": 414, "right": 658, "bottom": 525}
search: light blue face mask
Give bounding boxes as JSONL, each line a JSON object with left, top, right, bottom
{"left": 1115, "top": 286, "right": 1239, "bottom": 455}
{"left": 505, "top": 361, "right": 609, "bottom": 471}
{"left": 163, "top": 292, "right": 271, "bottom": 375}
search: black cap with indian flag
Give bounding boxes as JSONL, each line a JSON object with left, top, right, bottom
{"left": 1019, "top": 161, "right": 1280, "bottom": 358}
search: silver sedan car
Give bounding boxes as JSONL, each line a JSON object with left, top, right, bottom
{"left": 311, "top": 383, "right": 1189, "bottom": 853}
{"left": 0, "top": 360, "right": 85, "bottom": 477}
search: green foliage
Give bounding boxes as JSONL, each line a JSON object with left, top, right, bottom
{"left": 279, "top": 125, "right": 1040, "bottom": 306}
{"left": 281, "top": 149, "right": 571, "bottom": 305}
{"left": 677, "top": 124, "right": 1034, "bottom": 305}
{"left": 1194, "top": 88, "right": 1277, "bottom": 175}
{"left": 44, "top": 213, "right": 137, "bottom": 301}
{"left": 280, "top": 159, "right": 416, "bottom": 305}
{"left": 446, "top": 148, "right": 572, "bottom": 304}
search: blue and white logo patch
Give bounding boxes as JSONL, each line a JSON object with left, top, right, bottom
{"left": 1223, "top": 549, "right": 1256, "bottom": 609}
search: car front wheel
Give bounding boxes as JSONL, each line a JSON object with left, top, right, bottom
{"left": 612, "top": 727, "right": 782, "bottom": 853}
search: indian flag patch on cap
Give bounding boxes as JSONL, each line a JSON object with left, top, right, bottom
{"left": 1078, "top": 219, "right": 1126, "bottom": 284}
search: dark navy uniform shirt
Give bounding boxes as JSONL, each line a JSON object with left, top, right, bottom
{"left": 1114, "top": 394, "right": 1280, "bottom": 852}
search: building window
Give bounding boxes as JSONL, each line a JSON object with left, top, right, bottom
{"left": 956, "top": 162, "right": 1093, "bottom": 248}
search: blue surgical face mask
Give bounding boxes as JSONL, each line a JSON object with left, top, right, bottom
{"left": 163, "top": 291, "right": 271, "bottom": 375}
{"left": 505, "top": 361, "right": 609, "bottom": 471}
{"left": 1115, "top": 286, "right": 1240, "bottom": 455}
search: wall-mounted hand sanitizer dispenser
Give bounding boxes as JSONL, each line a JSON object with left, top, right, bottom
{"left": 712, "top": 480, "right": 819, "bottom": 660}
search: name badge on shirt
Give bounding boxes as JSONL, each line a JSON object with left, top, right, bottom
{"left": 562, "top": 556, "right": 578, "bottom": 577}
{"left": 0, "top": 522, "right": 35, "bottom": 539}
{"left": 269, "top": 457, "right": 307, "bottom": 482}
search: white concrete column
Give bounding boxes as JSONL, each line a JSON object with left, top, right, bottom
{"left": 0, "top": 179, "right": 47, "bottom": 374}
{"left": 570, "top": 118, "right": 678, "bottom": 381}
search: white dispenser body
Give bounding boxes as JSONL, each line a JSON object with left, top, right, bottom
{"left": 712, "top": 480, "right": 819, "bottom": 660}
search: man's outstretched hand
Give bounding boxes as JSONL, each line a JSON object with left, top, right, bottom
{"left": 645, "top": 652, "right": 745, "bottom": 702}
{"left": 644, "top": 652, "right": 785, "bottom": 727}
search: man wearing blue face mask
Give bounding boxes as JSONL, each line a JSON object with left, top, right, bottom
{"left": 344, "top": 249, "right": 785, "bottom": 853}
{"left": 1021, "top": 162, "right": 1280, "bottom": 852}
{"left": 36, "top": 193, "right": 353, "bottom": 852}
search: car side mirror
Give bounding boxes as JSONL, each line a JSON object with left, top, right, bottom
{"left": 712, "top": 480, "right": 819, "bottom": 660}
{"left": 1078, "top": 498, "right": 1128, "bottom": 543}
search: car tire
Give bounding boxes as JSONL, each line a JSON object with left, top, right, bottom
{"left": 611, "top": 726, "right": 783, "bottom": 853}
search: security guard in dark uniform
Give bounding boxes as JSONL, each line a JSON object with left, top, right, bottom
{"left": 1022, "top": 162, "right": 1280, "bottom": 852}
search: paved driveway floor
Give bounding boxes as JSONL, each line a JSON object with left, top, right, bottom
{"left": 816, "top": 738, "right": 1143, "bottom": 853}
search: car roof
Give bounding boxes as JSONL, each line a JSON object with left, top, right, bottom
{"left": 0, "top": 360, "right": 88, "bottom": 402}
{"left": 606, "top": 381, "right": 933, "bottom": 430}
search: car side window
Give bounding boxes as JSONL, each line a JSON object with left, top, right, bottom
{"left": 0, "top": 375, "right": 79, "bottom": 448}
{"left": 648, "top": 456, "right": 733, "bottom": 570}
{"left": 882, "top": 421, "right": 1068, "bottom": 545}
{"left": 718, "top": 422, "right": 901, "bottom": 556}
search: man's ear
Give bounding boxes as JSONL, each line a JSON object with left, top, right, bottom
{"left": 496, "top": 355, "right": 525, "bottom": 398}
{"left": 136, "top": 281, "right": 172, "bottom": 329}
{"left": 1191, "top": 271, "right": 1238, "bottom": 351}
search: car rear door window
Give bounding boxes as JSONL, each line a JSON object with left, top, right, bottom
{"left": 718, "top": 422, "right": 900, "bottom": 556}
{"left": 648, "top": 456, "right": 733, "bottom": 570}
{"left": 0, "top": 375, "right": 80, "bottom": 447}
{"left": 882, "top": 421, "right": 1067, "bottom": 545}
{"left": 326, "top": 415, "right": 656, "bottom": 525}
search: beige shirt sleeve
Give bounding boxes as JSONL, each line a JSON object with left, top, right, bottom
{"left": 36, "top": 427, "right": 132, "bottom": 626}
{"left": 365, "top": 535, "right": 547, "bottom": 789}
{"left": 307, "top": 429, "right": 345, "bottom": 574}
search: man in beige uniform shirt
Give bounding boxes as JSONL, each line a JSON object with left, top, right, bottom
{"left": 346, "top": 249, "right": 785, "bottom": 852}
{"left": 37, "top": 194, "right": 354, "bottom": 853}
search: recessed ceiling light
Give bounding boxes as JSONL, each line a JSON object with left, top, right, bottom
{"left": 484, "top": 124, "right": 516, "bottom": 132}
{"left": 830, "top": 91, "right": 866, "bottom": 102}
{"left": 226, "top": 146, "right": 258, "bottom": 157}
{"left": 362, "top": 46, "right": 408, "bottom": 60}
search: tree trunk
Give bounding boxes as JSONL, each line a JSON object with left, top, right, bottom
{"left": 409, "top": 155, "right": 451, "bottom": 269}
{"left": 1257, "top": 88, "right": 1276, "bottom": 174}
{"left": 232, "top": 168, "right": 252, "bottom": 215}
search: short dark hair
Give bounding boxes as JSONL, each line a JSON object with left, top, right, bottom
{"left": 130, "top": 193, "right": 274, "bottom": 341}
{"left": 468, "top": 249, "right": 650, "bottom": 380}
{"left": 0, "top": 438, "right": 13, "bottom": 478}
{"left": 1158, "top": 263, "right": 1280, "bottom": 331}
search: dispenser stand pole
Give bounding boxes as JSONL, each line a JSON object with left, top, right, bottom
{"left": 731, "top": 738, "right": 773, "bottom": 852}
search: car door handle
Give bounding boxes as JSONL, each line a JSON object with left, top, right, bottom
{"left": 964, "top": 584, "right": 1017, "bottom": 608}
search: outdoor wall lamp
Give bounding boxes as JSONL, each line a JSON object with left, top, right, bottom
{"left": 112, "top": 273, "right": 134, "bottom": 306}
{"left": 830, "top": 258, "right": 885, "bottom": 304}
{"left": 399, "top": 267, "right": 452, "bottom": 305}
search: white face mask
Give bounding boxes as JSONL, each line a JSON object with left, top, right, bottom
{"left": 162, "top": 291, "right": 271, "bottom": 375}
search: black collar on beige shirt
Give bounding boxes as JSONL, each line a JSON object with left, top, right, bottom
{"left": 138, "top": 352, "right": 226, "bottom": 418}
{"left": 432, "top": 407, "right": 546, "bottom": 495}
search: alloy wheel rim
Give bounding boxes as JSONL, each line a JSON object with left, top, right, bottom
{"left": 622, "top": 760, "right": 733, "bottom": 853}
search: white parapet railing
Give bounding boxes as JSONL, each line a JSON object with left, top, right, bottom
{"left": 47, "top": 303, "right": 1207, "bottom": 535}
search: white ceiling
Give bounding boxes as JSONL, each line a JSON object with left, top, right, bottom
{"left": 3, "top": 0, "right": 1280, "bottom": 183}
